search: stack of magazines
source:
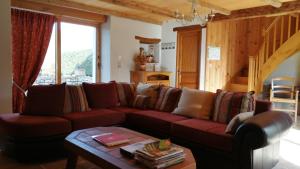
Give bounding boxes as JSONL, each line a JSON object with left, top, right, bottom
{"left": 134, "top": 141, "right": 185, "bottom": 169}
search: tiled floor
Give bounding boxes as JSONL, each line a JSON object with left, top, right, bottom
{"left": 1, "top": 124, "right": 300, "bottom": 169}
{"left": 272, "top": 120, "right": 300, "bottom": 169}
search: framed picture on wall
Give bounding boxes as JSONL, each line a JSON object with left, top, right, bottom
{"left": 208, "top": 46, "right": 221, "bottom": 60}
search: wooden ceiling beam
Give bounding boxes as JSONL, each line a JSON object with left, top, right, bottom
{"left": 16, "top": 0, "right": 163, "bottom": 25}
{"left": 98, "top": 0, "right": 175, "bottom": 18}
{"left": 11, "top": 0, "right": 106, "bottom": 23}
{"left": 213, "top": 1, "right": 300, "bottom": 21}
{"left": 197, "top": 0, "right": 231, "bottom": 15}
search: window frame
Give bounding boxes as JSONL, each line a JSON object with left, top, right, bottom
{"left": 52, "top": 16, "right": 101, "bottom": 84}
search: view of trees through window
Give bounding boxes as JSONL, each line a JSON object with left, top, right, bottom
{"left": 35, "top": 22, "right": 97, "bottom": 85}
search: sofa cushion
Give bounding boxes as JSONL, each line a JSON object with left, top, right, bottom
{"left": 64, "top": 85, "right": 90, "bottom": 113}
{"left": 62, "top": 109, "right": 125, "bottom": 130}
{"left": 126, "top": 110, "right": 188, "bottom": 136}
{"left": 110, "top": 107, "right": 141, "bottom": 113}
{"left": 0, "top": 113, "right": 71, "bottom": 138}
{"left": 136, "top": 83, "right": 160, "bottom": 109}
{"left": 82, "top": 82, "right": 119, "bottom": 109}
{"left": 171, "top": 119, "right": 234, "bottom": 152}
{"left": 132, "top": 95, "right": 150, "bottom": 109}
{"left": 23, "top": 83, "right": 66, "bottom": 115}
{"left": 212, "top": 89, "right": 255, "bottom": 124}
{"left": 254, "top": 100, "right": 272, "bottom": 115}
{"left": 115, "top": 82, "right": 136, "bottom": 107}
{"left": 155, "top": 86, "right": 182, "bottom": 112}
{"left": 172, "top": 88, "right": 215, "bottom": 119}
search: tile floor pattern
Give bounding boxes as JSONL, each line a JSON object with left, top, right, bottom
{"left": 1, "top": 124, "right": 300, "bottom": 169}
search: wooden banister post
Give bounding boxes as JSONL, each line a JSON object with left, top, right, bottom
{"left": 248, "top": 56, "right": 255, "bottom": 91}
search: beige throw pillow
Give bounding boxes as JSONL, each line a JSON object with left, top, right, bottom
{"left": 172, "top": 88, "right": 215, "bottom": 119}
{"left": 225, "top": 111, "right": 254, "bottom": 134}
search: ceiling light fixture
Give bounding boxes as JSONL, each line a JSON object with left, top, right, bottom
{"left": 174, "top": 0, "right": 215, "bottom": 26}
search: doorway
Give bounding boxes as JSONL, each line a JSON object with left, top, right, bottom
{"left": 174, "top": 25, "right": 201, "bottom": 89}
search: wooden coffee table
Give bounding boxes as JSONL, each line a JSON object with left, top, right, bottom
{"left": 64, "top": 127, "right": 196, "bottom": 169}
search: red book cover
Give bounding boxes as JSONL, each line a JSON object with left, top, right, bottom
{"left": 92, "top": 133, "right": 130, "bottom": 147}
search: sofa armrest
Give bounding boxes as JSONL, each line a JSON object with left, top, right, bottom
{"left": 235, "top": 111, "right": 293, "bottom": 149}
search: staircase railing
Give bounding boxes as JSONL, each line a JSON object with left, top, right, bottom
{"left": 248, "top": 14, "right": 300, "bottom": 93}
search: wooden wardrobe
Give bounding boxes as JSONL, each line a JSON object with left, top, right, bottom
{"left": 174, "top": 25, "right": 201, "bottom": 89}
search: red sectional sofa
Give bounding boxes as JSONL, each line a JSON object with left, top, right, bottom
{"left": 0, "top": 83, "right": 292, "bottom": 169}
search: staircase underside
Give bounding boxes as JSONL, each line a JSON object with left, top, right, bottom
{"left": 261, "top": 31, "right": 300, "bottom": 83}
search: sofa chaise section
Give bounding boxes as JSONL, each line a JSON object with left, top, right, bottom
{"left": 0, "top": 113, "right": 72, "bottom": 161}
{"left": 126, "top": 110, "right": 188, "bottom": 137}
{"left": 61, "top": 109, "right": 126, "bottom": 130}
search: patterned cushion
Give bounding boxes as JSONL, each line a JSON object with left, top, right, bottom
{"left": 155, "top": 86, "right": 182, "bottom": 112}
{"left": 132, "top": 95, "right": 150, "bottom": 109}
{"left": 116, "top": 82, "right": 136, "bottom": 107}
{"left": 64, "top": 85, "right": 90, "bottom": 113}
{"left": 136, "top": 83, "right": 160, "bottom": 109}
{"left": 212, "top": 89, "right": 255, "bottom": 124}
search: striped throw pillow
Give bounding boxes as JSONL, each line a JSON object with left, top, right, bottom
{"left": 116, "top": 82, "right": 136, "bottom": 107}
{"left": 132, "top": 95, "right": 150, "bottom": 109}
{"left": 64, "top": 85, "right": 90, "bottom": 113}
{"left": 212, "top": 89, "right": 254, "bottom": 124}
{"left": 155, "top": 86, "right": 182, "bottom": 112}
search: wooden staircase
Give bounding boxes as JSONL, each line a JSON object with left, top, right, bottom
{"left": 248, "top": 13, "right": 300, "bottom": 93}
{"left": 228, "top": 68, "right": 249, "bottom": 92}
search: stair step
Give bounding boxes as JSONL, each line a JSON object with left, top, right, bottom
{"left": 229, "top": 83, "right": 248, "bottom": 92}
{"left": 234, "top": 77, "right": 248, "bottom": 85}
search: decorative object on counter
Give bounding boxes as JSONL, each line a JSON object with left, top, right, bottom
{"left": 134, "top": 47, "right": 148, "bottom": 71}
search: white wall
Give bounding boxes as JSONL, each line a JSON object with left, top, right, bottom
{"left": 101, "top": 17, "right": 111, "bottom": 82}
{"left": 0, "top": 1, "right": 12, "bottom": 113}
{"left": 102, "top": 16, "right": 161, "bottom": 82}
{"left": 161, "top": 20, "right": 206, "bottom": 88}
{"left": 265, "top": 52, "right": 300, "bottom": 85}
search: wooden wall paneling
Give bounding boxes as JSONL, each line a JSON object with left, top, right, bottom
{"left": 205, "top": 20, "right": 249, "bottom": 92}
{"left": 205, "top": 17, "right": 274, "bottom": 92}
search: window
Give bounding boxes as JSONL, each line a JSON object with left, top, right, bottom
{"left": 61, "top": 22, "right": 97, "bottom": 84}
{"left": 35, "top": 20, "right": 99, "bottom": 85}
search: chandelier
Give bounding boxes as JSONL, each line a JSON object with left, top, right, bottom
{"left": 174, "top": 0, "right": 215, "bottom": 26}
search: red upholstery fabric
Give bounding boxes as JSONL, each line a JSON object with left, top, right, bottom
{"left": 126, "top": 110, "right": 188, "bottom": 135}
{"left": 12, "top": 9, "right": 56, "bottom": 113}
{"left": 110, "top": 107, "right": 141, "bottom": 113}
{"left": 62, "top": 109, "right": 125, "bottom": 130}
{"left": 0, "top": 113, "right": 71, "bottom": 138}
{"left": 23, "top": 83, "right": 66, "bottom": 115}
{"left": 254, "top": 100, "right": 272, "bottom": 115}
{"left": 171, "top": 119, "right": 234, "bottom": 152}
{"left": 82, "top": 82, "right": 119, "bottom": 109}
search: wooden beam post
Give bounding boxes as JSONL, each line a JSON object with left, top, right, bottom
{"left": 213, "top": 1, "right": 300, "bottom": 21}
{"left": 22, "top": 0, "right": 162, "bottom": 25}
{"left": 196, "top": 0, "right": 231, "bottom": 15}
{"left": 11, "top": 0, "right": 106, "bottom": 23}
{"left": 98, "top": 0, "right": 175, "bottom": 18}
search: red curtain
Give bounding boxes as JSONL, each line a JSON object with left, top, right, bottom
{"left": 12, "top": 9, "right": 56, "bottom": 113}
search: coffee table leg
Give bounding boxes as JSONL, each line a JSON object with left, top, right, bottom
{"left": 66, "top": 152, "right": 78, "bottom": 169}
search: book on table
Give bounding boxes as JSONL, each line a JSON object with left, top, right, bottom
{"left": 120, "top": 139, "right": 155, "bottom": 158}
{"left": 92, "top": 133, "right": 129, "bottom": 147}
{"left": 134, "top": 141, "right": 185, "bottom": 169}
